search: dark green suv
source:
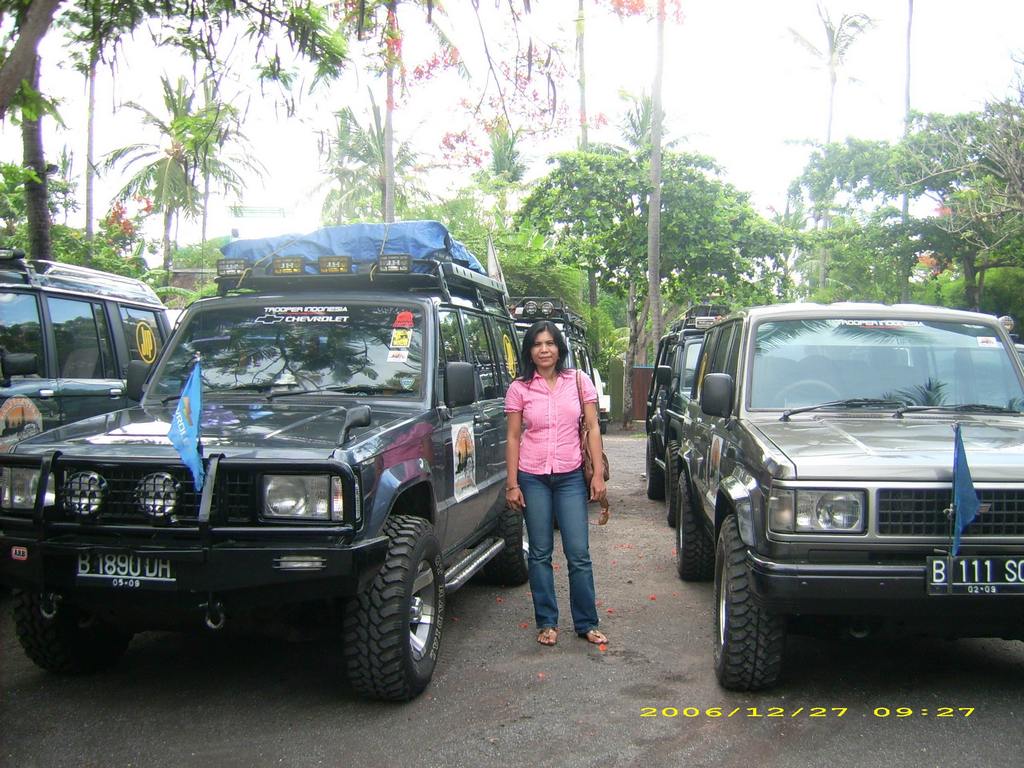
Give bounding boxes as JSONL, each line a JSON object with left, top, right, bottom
{"left": 0, "top": 251, "right": 170, "bottom": 450}
{"left": 0, "top": 221, "right": 527, "bottom": 701}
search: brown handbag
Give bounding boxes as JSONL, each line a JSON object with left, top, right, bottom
{"left": 576, "top": 370, "right": 610, "bottom": 486}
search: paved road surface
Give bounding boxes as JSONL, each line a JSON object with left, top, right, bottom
{"left": 2, "top": 428, "right": 1024, "bottom": 767}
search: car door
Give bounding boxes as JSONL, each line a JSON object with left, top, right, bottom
{"left": 0, "top": 290, "right": 59, "bottom": 450}
{"left": 454, "top": 310, "right": 505, "bottom": 543}
{"left": 690, "top": 321, "right": 741, "bottom": 519}
{"left": 47, "top": 295, "right": 124, "bottom": 427}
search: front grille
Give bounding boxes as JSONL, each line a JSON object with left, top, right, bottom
{"left": 57, "top": 464, "right": 253, "bottom": 524}
{"left": 877, "top": 489, "right": 1024, "bottom": 536}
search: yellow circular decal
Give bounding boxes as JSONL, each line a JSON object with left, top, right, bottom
{"left": 135, "top": 321, "right": 157, "bottom": 364}
{"left": 502, "top": 334, "right": 518, "bottom": 378}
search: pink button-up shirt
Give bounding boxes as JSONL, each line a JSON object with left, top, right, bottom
{"left": 505, "top": 369, "right": 598, "bottom": 475}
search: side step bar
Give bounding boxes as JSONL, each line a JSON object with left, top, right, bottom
{"left": 444, "top": 537, "right": 505, "bottom": 591}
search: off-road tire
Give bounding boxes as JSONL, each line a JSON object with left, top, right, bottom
{"left": 482, "top": 505, "right": 529, "bottom": 586}
{"left": 665, "top": 441, "right": 680, "bottom": 527}
{"left": 676, "top": 472, "right": 714, "bottom": 581}
{"left": 343, "top": 515, "right": 445, "bottom": 701}
{"left": 712, "top": 516, "right": 786, "bottom": 691}
{"left": 646, "top": 439, "right": 665, "bottom": 500}
{"left": 13, "top": 591, "right": 132, "bottom": 674}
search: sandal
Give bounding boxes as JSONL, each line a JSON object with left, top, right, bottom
{"left": 537, "top": 627, "right": 558, "bottom": 646}
{"left": 579, "top": 628, "right": 608, "bottom": 645}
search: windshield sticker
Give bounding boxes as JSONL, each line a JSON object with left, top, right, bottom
{"left": 256, "top": 306, "right": 350, "bottom": 325}
{"left": 502, "top": 333, "right": 518, "bottom": 378}
{"left": 393, "top": 310, "right": 415, "bottom": 328}
{"left": 135, "top": 321, "right": 158, "bottom": 363}
{"left": 453, "top": 422, "right": 477, "bottom": 501}
{"left": 387, "top": 349, "right": 410, "bottom": 363}
{"left": 390, "top": 328, "right": 412, "bottom": 348}
{"left": 837, "top": 320, "right": 924, "bottom": 329}
{"left": 977, "top": 336, "right": 999, "bottom": 347}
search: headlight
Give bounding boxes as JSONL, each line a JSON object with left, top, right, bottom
{"left": 1, "top": 467, "right": 56, "bottom": 512}
{"left": 262, "top": 475, "right": 344, "bottom": 521}
{"left": 768, "top": 489, "right": 864, "bottom": 533}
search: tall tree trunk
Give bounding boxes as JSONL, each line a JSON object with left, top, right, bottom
{"left": 162, "top": 207, "right": 174, "bottom": 278}
{"left": 899, "top": 0, "right": 914, "bottom": 302}
{"left": 0, "top": 0, "right": 62, "bottom": 119}
{"left": 622, "top": 281, "right": 639, "bottom": 429}
{"left": 646, "top": 0, "right": 666, "bottom": 346}
{"left": 962, "top": 253, "right": 979, "bottom": 310}
{"left": 201, "top": 168, "right": 211, "bottom": 282}
{"left": 84, "top": 46, "right": 97, "bottom": 264}
{"left": 576, "top": 0, "right": 600, "bottom": 358}
{"left": 22, "top": 56, "right": 51, "bottom": 262}
{"left": 382, "top": 3, "right": 397, "bottom": 223}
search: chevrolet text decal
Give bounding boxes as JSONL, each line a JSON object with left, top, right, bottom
{"left": 256, "top": 306, "right": 350, "bottom": 324}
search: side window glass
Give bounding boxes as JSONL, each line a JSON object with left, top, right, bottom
{"left": 119, "top": 307, "right": 165, "bottom": 370}
{"left": 0, "top": 292, "right": 44, "bottom": 377}
{"left": 488, "top": 318, "right": 520, "bottom": 393}
{"left": 462, "top": 312, "right": 499, "bottom": 399}
{"left": 694, "top": 329, "right": 719, "bottom": 399}
{"left": 710, "top": 323, "right": 738, "bottom": 375}
{"left": 438, "top": 310, "right": 465, "bottom": 366}
{"left": 49, "top": 297, "right": 117, "bottom": 379}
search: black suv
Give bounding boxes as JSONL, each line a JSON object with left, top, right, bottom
{"left": 0, "top": 250, "right": 170, "bottom": 450}
{"left": 671, "top": 303, "right": 1024, "bottom": 690}
{"left": 644, "top": 320, "right": 705, "bottom": 527}
{"left": 511, "top": 296, "right": 609, "bottom": 433}
{"left": 0, "top": 221, "right": 528, "bottom": 701}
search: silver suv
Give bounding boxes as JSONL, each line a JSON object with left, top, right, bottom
{"left": 670, "top": 303, "right": 1024, "bottom": 690}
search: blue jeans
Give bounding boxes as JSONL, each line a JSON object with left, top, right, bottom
{"left": 519, "top": 469, "right": 599, "bottom": 635}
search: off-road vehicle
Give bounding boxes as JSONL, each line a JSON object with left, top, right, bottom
{"left": 510, "top": 296, "right": 610, "bottom": 433}
{"left": 644, "top": 321, "right": 705, "bottom": 526}
{"left": 0, "top": 250, "right": 170, "bottom": 450}
{"left": 670, "top": 303, "right": 1024, "bottom": 690}
{"left": 0, "top": 220, "right": 527, "bottom": 701}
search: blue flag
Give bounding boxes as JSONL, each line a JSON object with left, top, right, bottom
{"left": 168, "top": 360, "right": 205, "bottom": 491}
{"left": 951, "top": 423, "right": 980, "bottom": 557}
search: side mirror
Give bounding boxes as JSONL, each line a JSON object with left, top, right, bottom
{"left": 445, "top": 361, "right": 476, "bottom": 408}
{"left": 700, "top": 373, "right": 734, "bottom": 418}
{"left": 340, "top": 404, "right": 372, "bottom": 444}
{"left": 126, "top": 360, "right": 151, "bottom": 401}
{"left": 655, "top": 364, "right": 672, "bottom": 386}
{"left": 0, "top": 351, "right": 38, "bottom": 387}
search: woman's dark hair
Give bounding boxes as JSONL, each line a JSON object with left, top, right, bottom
{"left": 518, "top": 320, "right": 569, "bottom": 380}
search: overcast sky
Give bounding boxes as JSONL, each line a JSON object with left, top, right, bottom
{"left": 4, "top": 1, "right": 1024, "bottom": 250}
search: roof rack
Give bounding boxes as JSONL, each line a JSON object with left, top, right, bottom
{"left": 217, "top": 256, "right": 507, "bottom": 308}
{"left": 509, "top": 297, "right": 587, "bottom": 330}
{"left": 0, "top": 250, "right": 163, "bottom": 306}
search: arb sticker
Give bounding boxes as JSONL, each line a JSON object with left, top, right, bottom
{"left": 11, "top": 545, "right": 28, "bottom": 561}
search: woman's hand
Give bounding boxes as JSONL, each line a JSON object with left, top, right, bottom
{"left": 506, "top": 486, "right": 525, "bottom": 512}
{"left": 589, "top": 475, "right": 607, "bottom": 504}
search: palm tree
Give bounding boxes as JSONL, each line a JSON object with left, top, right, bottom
{"left": 318, "top": 89, "right": 419, "bottom": 223}
{"left": 790, "top": 3, "right": 874, "bottom": 145}
{"left": 104, "top": 76, "right": 201, "bottom": 273}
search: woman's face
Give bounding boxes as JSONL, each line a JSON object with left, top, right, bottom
{"left": 531, "top": 329, "right": 559, "bottom": 370}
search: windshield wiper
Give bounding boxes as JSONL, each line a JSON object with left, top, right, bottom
{"left": 893, "top": 403, "right": 1021, "bottom": 418}
{"left": 780, "top": 398, "right": 903, "bottom": 421}
{"left": 268, "top": 384, "right": 397, "bottom": 400}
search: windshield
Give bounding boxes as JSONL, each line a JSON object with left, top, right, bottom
{"left": 749, "top": 318, "right": 1024, "bottom": 411}
{"left": 149, "top": 302, "right": 424, "bottom": 399}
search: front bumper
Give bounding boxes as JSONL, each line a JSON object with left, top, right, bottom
{"left": 0, "top": 531, "right": 389, "bottom": 614}
{"left": 747, "top": 551, "right": 1024, "bottom": 621}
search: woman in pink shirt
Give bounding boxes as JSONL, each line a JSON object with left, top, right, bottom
{"left": 505, "top": 320, "right": 608, "bottom": 647}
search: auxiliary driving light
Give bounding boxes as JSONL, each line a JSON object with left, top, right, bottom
{"left": 136, "top": 472, "right": 179, "bottom": 520}
{"left": 63, "top": 471, "right": 107, "bottom": 517}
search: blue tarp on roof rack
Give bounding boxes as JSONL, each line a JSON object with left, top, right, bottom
{"left": 219, "top": 220, "right": 485, "bottom": 275}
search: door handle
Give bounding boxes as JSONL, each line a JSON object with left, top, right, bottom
{"left": 109, "top": 388, "right": 124, "bottom": 397}
{"left": 38, "top": 389, "right": 55, "bottom": 398}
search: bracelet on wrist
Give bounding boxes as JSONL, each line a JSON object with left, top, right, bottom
{"left": 506, "top": 485, "right": 519, "bottom": 491}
